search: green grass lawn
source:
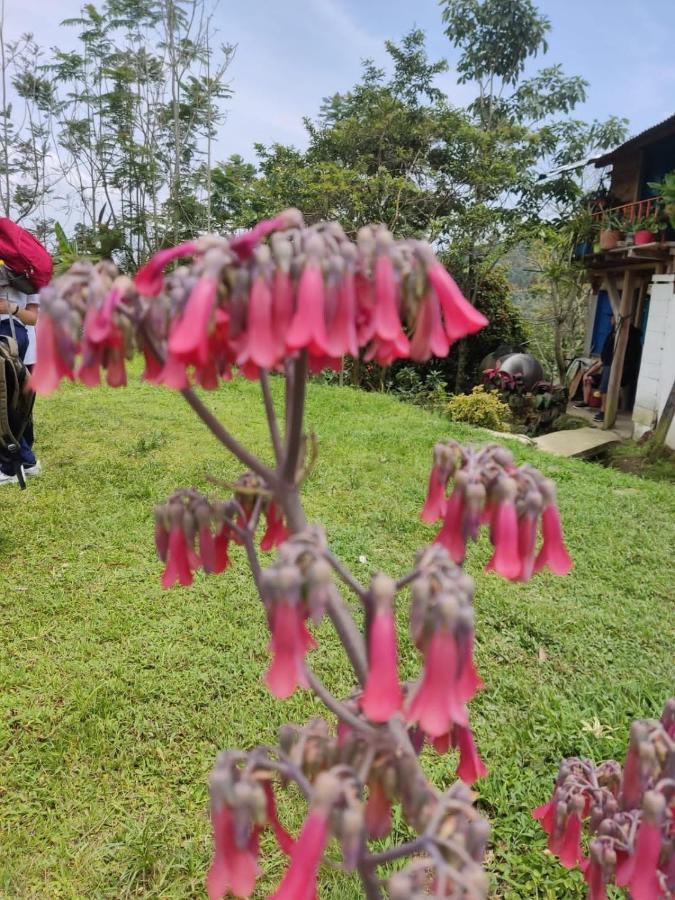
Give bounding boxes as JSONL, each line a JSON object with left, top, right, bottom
{"left": 1, "top": 365, "right": 673, "bottom": 898}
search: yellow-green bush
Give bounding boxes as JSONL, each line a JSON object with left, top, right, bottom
{"left": 446, "top": 385, "right": 511, "bottom": 431}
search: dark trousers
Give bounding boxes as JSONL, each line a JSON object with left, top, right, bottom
{"left": 0, "top": 319, "right": 36, "bottom": 472}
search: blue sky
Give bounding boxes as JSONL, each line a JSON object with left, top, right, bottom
{"left": 5, "top": 0, "right": 675, "bottom": 163}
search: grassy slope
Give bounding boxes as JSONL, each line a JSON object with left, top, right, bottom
{"left": 1, "top": 367, "right": 673, "bottom": 898}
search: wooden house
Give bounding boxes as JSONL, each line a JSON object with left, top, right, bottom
{"left": 582, "top": 114, "right": 675, "bottom": 446}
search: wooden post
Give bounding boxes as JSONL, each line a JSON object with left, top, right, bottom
{"left": 604, "top": 269, "right": 635, "bottom": 429}
{"left": 653, "top": 378, "right": 675, "bottom": 448}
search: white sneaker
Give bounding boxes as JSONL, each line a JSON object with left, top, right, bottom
{"left": 24, "top": 460, "right": 42, "bottom": 477}
{"left": 0, "top": 470, "right": 19, "bottom": 484}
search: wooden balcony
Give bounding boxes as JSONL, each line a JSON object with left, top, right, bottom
{"left": 590, "top": 196, "right": 661, "bottom": 226}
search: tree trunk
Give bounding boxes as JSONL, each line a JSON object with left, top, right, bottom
{"left": 604, "top": 270, "right": 635, "bottom": 429}
{"left": 553, "top": 317, "right": 566, "bottom": 384}
{"left": 454, "top": 339, "right": 469, "bottom": 393}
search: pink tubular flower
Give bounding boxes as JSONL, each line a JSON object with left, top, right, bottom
{"left": 141, "top": 347, "right": 163, "bottom": 384}
{"left": 582, "top": 857, "right": 608, "bottom": 900}
{"left": 105, "top": 345, "right": 127, "bottom": 388}
{"left": 421, "top": 464, "right": 449, "bottom": 523}
{"left": 517, "top": 511, "right": 538, "bottom": 582}
{"left": 260, "top": 503, "right": 289, "bottom": 552}
{"left": 169, "top": 275, "right": 219, "bottom": 368}
{"left": 325, "top": 272, "right": 359, "bottom": 358}
{"left": 409, "top": 293, "right": 449, "bottom": 362}
{"left": 213, "top": 524, "right": 231, "bottom": 574}
{"left": 270, "top": 809, "right": 329, "bottom": 900}
{"left": 135, "top": 241, "right": 197, "bottom": 296}
{"left": 158, "top": 349, "right": 189, "bottom": 390}
{"left": 265, "top": 601, "right": 316, "bottom": 699}
{"left": 550, "top": 813, "right": 584, "bottom": 869}
{"left": 285, "top": 260, "right": 329, "bottom": 357}
{"left": 426, "top": 263, "right": 488, "bottom": 341}
{"left": 263, "top": 782, "right": 294, "bottom": 855}
{"left": 373, "top": 253, "right": 401, "bottom": 341}
{"left": 456, "top": 632, "right": 484, "bottom": 704}
{"left": 229, "top": 212, "right": 300, "bottom": 261}
{"left": 199, "top": 526, "right": 217, "bottom": 574}
{"left": 486, "top": 501, "right": 521, "bottom": 580}
{"left": 360, "top": 601, "right": 402, "bottom": 722}
{"left": 434, "top": 489, "right": 467, "bottom": 564}
{"left": 207, "top": 804, "right": 261, "bottom": 900}
{"left": 239, "top": 275, "right": 279, "bottom": 369}
{"left": 628, "top": 816, "right": 663, "bottom": 900}
{"left": 453, "top": 724, "right": 487, "bottom": 784}
{"left": 534, "top": 503, "right": 573, "bottom": 575}
{"left": 532, "top": 796, "right": 556, "bottom": 836}
{"left": 405, "top": 629, "right": 468, "bottom": 738}
{"left": 29, "top": 315, "right": 74, "bottom": 394}
{"left": 365, "top": 777, "right": 392, "bottom": 839}
{"left": 161, "top": 526, "right": 194, "bottom": 588}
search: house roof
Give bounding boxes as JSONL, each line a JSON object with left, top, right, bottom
{"left": 594, "top": 113, "right": 675, "bottom": 167}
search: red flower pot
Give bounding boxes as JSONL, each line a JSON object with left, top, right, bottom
{"left": 634, "top": 229, "right": 656, "bottom": 246}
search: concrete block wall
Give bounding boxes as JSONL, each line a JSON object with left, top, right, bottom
{"left": 632, "top": 275, "right": 675, "bottom": 448}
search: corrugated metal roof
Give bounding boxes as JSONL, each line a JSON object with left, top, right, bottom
{"left": 594, "top": 113, "right": 675, "bottom": 167}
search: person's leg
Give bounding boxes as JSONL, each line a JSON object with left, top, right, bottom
{"left": 0, "top": 321, "right": 36, "bottom": 474}
{"left": 594, "top": 365, "right": 611, "bottom": 421}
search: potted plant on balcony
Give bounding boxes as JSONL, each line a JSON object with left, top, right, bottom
{"left": 649, "top": 171, "right": 675, "bottom": 227}
{"left": 598, "top": 212, "right": 623, "bottom": 250}
{"left": 628, "top": 209, "right": 664, "bottom": 246}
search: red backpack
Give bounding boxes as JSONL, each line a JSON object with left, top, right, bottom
{"left": 0, "top": 218, "right": 53, "bottom": 293}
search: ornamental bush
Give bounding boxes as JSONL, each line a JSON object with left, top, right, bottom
{"left": 446, "top": 385, "right": 511, "bottom": 431}
{"left": 30, "top": 210, "right": 670, "bottom": 899}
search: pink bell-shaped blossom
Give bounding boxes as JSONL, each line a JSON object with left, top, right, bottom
{"left": 628, "top": 816, "right": 663, "bottom": 900}
{"left": 239, "top": 275, "right": 279, "bottom": 369}
{"left": 30, "top": 316, "right": 74, "bottom": 394}
{"left": 229, "top": 212, "right": 300, "bottom": 261}
{"left": 364, "top": 328, "right": 410, "bottom": 366}
{"left": 135, "top": 241, "right": 197, "bottom": 296}
{"left": 486, "top": 500, "right": 520, "bottom": 580}
{"left": 213, "top": 524, "right": 231, "bottom": 574}
{"left": 263, "top": 783, "right": 294, "bottom": 856}
{"left": 325, "top": 272, "right": 359, "bottom": 358}
{"left": 207, "top": 804, "right": 261, "bottom": 900}
{"left": 456, "top": 633, "right": 484, "bottom": 704}
{"left": 154, "top": 519, "right": 169, "bottom": 563}
{"left": 168, "top": 275, "right": 219, "bottom": 368}
{"left": 582, "top": 857, "right": 608, "bottom": 900}
{"left": 409, "top": 293, "right": 449, "bottom": 362}
{"left": 360, "top": 600, "right": 402, "bottom": 722}
{"left": 365, "top": 777, "right": 391, "bottom": 839}
{"left": 532, "top": 796, "right": 556, "bottom": 836}
{"left": 421, "top": 464, "right": 449, "bottom": 523}
{"left": 517, "top": 511, "right": 538, "bottom": 582}
{"left": 260, "top": 503, "right": 289, "bottom": 552}
{"left": 453, "top": 724, "right": 487, "bottom": 784}
{"left": 272, "top": 268, "right": 294, "bottom": 338}
{"left": 105, "top": 345, "right": 127, "bottom": 387}
{"left": 434, "top": 489, "right": 467, "bottom": 564}
{"left": 373, "top": 253, "right": 401, "bottom": 342}
{"left": 199, "top": 526, "right": 217, "bottom": 574}
{"left": 534, "top": 504, "right": 573, "bottom": 575}
{"left": 270, "top": 809, "right": 329, "bottom": 900}
{"left": 141, "top": 347, "right": 163, "bottom": 384}
{"left": 158, "top": 349, "right": 189, "bottom": 390}
{"left": 161, "top": 526, "right": 194, "bottom": 588}
{"left": 425, "top": 263, "right": 488, "bottom": 341}
{"left": 405, "top": 629, "right": 468, "bottom": 738}
{"left": 286, "top": 259, "right": 329, "bottom": 357}
{"left": 84, "top": 287, "right": 123, "bottom": 347}
{"left": 265, "top": 601, "right": 316, "bottom": 699}
{"left": 621, "top": 735, "right": 643, "bottom": 810}
{"left": 549, "top": 813, "right": 584, "bottom": 869}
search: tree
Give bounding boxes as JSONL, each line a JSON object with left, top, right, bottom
{"left": 0, "top": 6, "right": 58, "bottom": 232}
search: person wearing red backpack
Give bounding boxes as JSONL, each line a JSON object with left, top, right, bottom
{"left": 0, "top": 220, "right": 53, "bottom": 484}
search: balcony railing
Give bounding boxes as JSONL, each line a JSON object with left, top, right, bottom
{"left": 591, "top": 196, "right": 662, "bottom": 227}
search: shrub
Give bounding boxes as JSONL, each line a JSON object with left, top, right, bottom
{"left": 447, "top": 385, "right": 511, "bottom": 430}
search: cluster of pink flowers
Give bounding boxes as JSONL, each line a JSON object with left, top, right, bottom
{"left": 29, "top": 211, "right": 487, "bottom": 396}
{"left": 154, "top": 481, "right": 289, "bottom": 589}
{"left": 421, "top": 440, "right": 573, "bottom": 581}
{"left": 534, "top": 699, "right": 675, "bottom": 899}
